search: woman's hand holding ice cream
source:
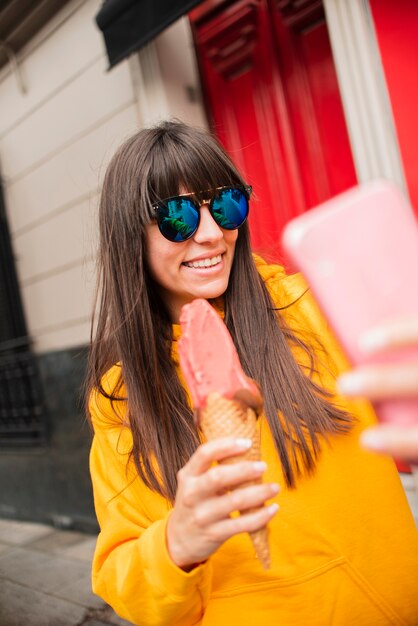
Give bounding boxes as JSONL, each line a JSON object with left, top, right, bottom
{"left": 166, "top": 437, "right": 279, "bottom": 570}
{"left": 338, "top": 316, "right": 418, "bottom": 462}
{"left": 167, "top": 299, "right": 277, "bottom": 571}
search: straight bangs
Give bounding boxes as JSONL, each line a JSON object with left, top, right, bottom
{"left": 143, "top": 124, "right": 247, "bottom": 221}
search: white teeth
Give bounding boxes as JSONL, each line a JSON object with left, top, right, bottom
{"left": 184, "top": 254, "right": 222, "bottom": 269}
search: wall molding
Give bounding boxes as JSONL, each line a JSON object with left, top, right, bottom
{"left": 128, "top": 41, "right": 170, "bottom": 127}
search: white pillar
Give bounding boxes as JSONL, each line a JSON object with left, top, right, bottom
{"left": 127, "top": 17, "right": 207, "bottom": 129}
{"left": 128, "top": 41, "right": 170, "bottom": 127}
{"left": 323, "top": 0, "right": 408, "bottom": 193}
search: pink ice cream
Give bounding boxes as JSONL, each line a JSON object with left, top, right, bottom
{"left": 178, "top": 299, "right": 271, "bottom": 569}
{"left": 178, "top": 299, "right": 262, "bottom": 413}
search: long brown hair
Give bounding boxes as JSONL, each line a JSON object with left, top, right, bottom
{"left": 86, "top": 120, "right": 351, "bottom": 502}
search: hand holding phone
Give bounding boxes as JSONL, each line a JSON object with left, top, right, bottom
{"left": 339, "top": 316, "right": 418, "bottom": 463}
{"left": 282, "top": 180, "right": 418, "bottom": 426}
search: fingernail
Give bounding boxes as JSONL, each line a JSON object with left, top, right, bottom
{"left": 236, "top": 438, "right": 252, "bottom": 449}
{"left": 253, "top": 461, "right": 267, "bottom": 472}
{"left": 337, "top": 372, "right": 366, "bottom": 395}
{"left": 270, "top": 483, "right": 280, "bottom": 494}
{"left": 359, "top": 328, "right": 388, "bottom": 354}
{"left": 268, "top": 503, "right": 279, "bottom": 514}
{"left": 360, "top": 430, "right": 385, "bottom": 451}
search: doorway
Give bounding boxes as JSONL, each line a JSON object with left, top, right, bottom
{"left": 190, "top": 0, "right": 357, "bottom": 255}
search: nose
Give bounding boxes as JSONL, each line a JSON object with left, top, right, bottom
{"left": 193, "top": 204, "right": 223, "bottom": 244}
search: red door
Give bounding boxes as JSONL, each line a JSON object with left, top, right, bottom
{"left": 189, "top": 0, "right": 357, "bottom": 258}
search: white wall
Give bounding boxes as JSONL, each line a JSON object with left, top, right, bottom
{"left": 156, "top": 17, "right": 208, "bottom": 128}
{"left": 0, "top": 0, "right": 206, "bottom": 353}
{"left": 128, "top": 17, "right": 208, "bottom": 129}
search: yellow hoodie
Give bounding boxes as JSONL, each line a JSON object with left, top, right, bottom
{"left": 89, "top": 259, "right": 418, "bottom": 625}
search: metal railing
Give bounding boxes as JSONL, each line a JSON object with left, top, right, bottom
{"left": 0, "top": 338, "right": 46, "bottom": 446}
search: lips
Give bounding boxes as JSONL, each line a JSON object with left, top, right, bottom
{"left": 183, "top": 254, "right": 223, "bottom": 269}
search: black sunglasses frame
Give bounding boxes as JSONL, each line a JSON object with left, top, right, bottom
{"left": 152, "top": 185, "right": 252, "bottom": 242}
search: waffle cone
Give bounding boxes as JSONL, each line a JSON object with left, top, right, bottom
{"left": 200, "top": 392, "right": 271, "bottom": 570}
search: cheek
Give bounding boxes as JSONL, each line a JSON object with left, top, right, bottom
{"left": 225, "top": 229, "right": 239, "bottom": 248}
{"left": 145, "top": 225, "right": 185, "bottom": 283}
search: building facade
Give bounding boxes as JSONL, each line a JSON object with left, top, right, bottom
{"left": 0, "top": 0, "right": 416, "bottom": 528}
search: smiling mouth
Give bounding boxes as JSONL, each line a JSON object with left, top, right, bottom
{"left": 183, "top": 254, "right": 223, "bottom": 269}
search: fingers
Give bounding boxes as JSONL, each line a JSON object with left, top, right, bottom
{"left": 359, "top": 316, "right": 418, "bottom": 354}
{"left": 191, "top": 459, "right": 268, "bottom": 499}
{"left": 170, "top": 438, "right": 280, "bottom": 568}
{"left": 361, "top": 426, "right": 418, "bottom": 463}
{"left": 185, "top": 437, "right": 253, "bottom": 476}
{"left": 194, "top": 482, "right": 279, "bottom": 526}
{"left": 338, "top": 362, "right": 418, "bottom": 399}
{"left": 210, "top": 502, "right": 279, "bottom": 543}
{"left": 179, "top": 458, "right": 275, "bottom": 511}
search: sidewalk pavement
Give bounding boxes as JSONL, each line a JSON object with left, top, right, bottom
{"left": 0, "top": 519, "right": 133, "bottom": 626}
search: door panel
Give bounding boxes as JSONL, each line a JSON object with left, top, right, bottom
{"left": 270, "top": 2, "right": 357, "bottom": 205}
{"left": 192, "top": 0, "right": 304, "bottom": 252}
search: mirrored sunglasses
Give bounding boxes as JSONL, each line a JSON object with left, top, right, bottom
{"left": 152, "top": 185, "right": 252, "bottom": 242}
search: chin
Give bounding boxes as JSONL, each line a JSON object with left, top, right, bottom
{"left": 197, "top": 285, "right": 228, "bottom": 300}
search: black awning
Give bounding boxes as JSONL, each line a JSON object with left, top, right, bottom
{"left": 96, "top": 0, "right": 203, "bottom": 69}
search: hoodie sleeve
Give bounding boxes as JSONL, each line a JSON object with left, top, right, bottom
{"left": 89, "top": 384, "right": 212, "bottom": 626}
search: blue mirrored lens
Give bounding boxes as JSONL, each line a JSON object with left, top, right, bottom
{"left": 157, "top": 197, "right": 199, "bottom": 242}
{"left": 211, "top": 188, "right": 249, "bottom": 229}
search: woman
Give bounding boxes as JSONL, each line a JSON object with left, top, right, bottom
{"left": 87, "top": 121, "right": 418, "bottom": 626}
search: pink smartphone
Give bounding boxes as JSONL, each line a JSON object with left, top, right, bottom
{"left": 282, "top": 179, "right": 418, "bottom": 425}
